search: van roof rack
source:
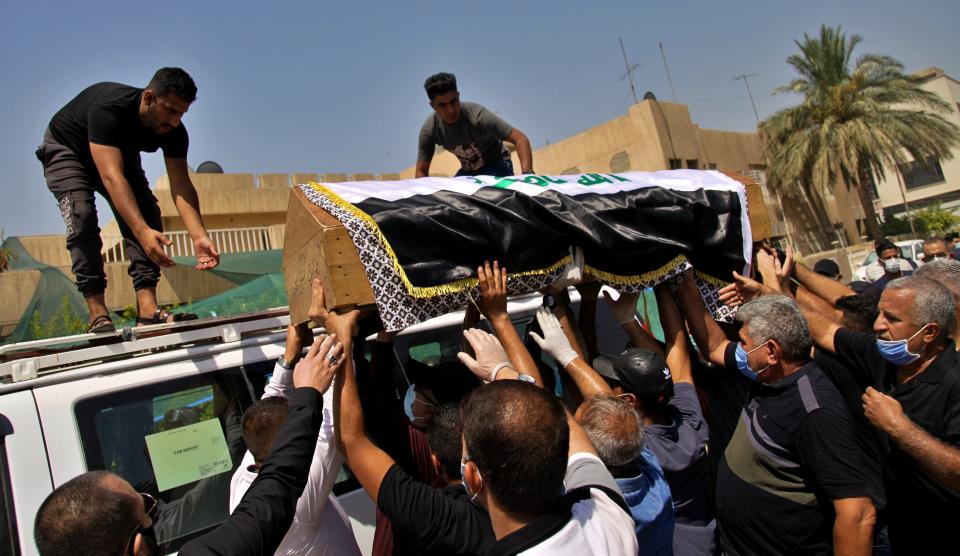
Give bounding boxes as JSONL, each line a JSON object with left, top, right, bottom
{"left": 0, "top": 308, "right": 291, "bottom": 385}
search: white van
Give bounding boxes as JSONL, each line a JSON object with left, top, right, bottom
{"left": 0, "top": 290, "right": 633, "bottom": 555}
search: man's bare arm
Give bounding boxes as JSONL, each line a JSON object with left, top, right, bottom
{"left": 504, "top": 129, "right": 533, "bottom": 174}
{"left": 165, "top": 157, "right": 220, "bottom": 270}
{"left": 675, "top": 273, "right": 731, "bottom": 367}
{"left": 655, "top": 284, "right": 693, "bottom": 384}
{"left": 476, "top": 261, "right": 541, "bottom": 384}
{"left": 602, "top": 290, "right": 665, "bottom": 356}
{"left": 305, "top": 280, "right": 394, "bottom": 504}
{"left": 832, "top": 497, "right": 876, "bottom": 556}
{"left": 863, "top": 387, "right": 960, "bottom": 491}
{"left": 795, "top": 262, "right": 856, "bottom": 306}
{"left": 89, "top": 143, "right": 173, "bottom": 267}
{"left": 414, "top": 160, "right": 431, "bottom": 179}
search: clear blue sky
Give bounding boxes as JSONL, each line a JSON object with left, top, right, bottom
{"left": 2, "top": 0, "right": 958, "bottom": 236}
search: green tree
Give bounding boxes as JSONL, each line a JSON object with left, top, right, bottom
{"left": 762, "top": 25, "right": 960, "bottom": 241}
{"left": 913, "top": 202, "right": 960, "bottom": 236}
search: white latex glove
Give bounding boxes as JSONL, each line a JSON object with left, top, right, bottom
{"left": 602, "top": 289, "right": 640, "bottom": 325}
{"left": 528, "top": 307, "right": 579, "bottom": 368}
{"left": 548, "top": 246, "right": 584, "bottom": 291}
{"left": 457, "top": 328, "right": 514, "bottom": 382}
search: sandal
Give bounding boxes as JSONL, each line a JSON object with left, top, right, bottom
{"left": 88, "top": 315, "right": 116, "bottom": 334}
{"left": 136, "top": 309, "right": 199, "bottom": 326}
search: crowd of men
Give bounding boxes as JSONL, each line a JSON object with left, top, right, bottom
{"left": 31, "top": 66, "right": 960, "bottom": 555}
{"left": 33, "top": 239, "right": 960, "bottom": 555}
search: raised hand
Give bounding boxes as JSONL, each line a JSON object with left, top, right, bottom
{"left": 528, "top": 307, "right": 579, "bottom": 367}
{"left": 457, "top": 328, "right": 514, "bottom": 382}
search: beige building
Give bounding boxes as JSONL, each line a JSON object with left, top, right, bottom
{"left": 873, "top": 67, "right": 960, "bottom": 223}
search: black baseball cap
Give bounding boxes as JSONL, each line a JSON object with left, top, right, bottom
{"left": 813, "top": 259, "right": 841, "bottom": 278}
{"left": 593, "top": 348, "right": 674, "bottom": 403}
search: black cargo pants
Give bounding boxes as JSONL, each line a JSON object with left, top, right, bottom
{"left": 38, "top": 130, "right": 163, "bottom": 296}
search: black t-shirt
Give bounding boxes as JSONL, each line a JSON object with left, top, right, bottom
{"left": 831, "top": 328, "right": 960, "bottom": 551}
{"left": 377, "top": 464, "right": 496, "bottom": 555}
{"left": 693, "top": 344, "right": 752, "bottom": 460}
{"left": 47, "top": 82, "right": 189, "bottom": 181}
{"left": 813, "top": 350, "right": 889, "bottom": 509}
{"left": 715, "top": 361, "right": 868, "bottom": 555}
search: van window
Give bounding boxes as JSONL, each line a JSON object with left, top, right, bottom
{"left": 75, "top": 365, "right": 263, "bottom": 553}
{"left": 0, "top": 415, "right": 17, "bottom": 556}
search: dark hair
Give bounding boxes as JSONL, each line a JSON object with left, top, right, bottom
{"left": 35, "top": 471, "right": 139, "bottom": 556}
{"left": 835, "top": 294, "right": 879, "bottom": 333}
{"left": 406, "top": 360, "right": 482, "bottom": 405}
{"left": 424, "top": 72, "right": 457, "bottom": 101}
{"left": 875, "top": 241, "right": 898, "bottom": 256}
{"left": 147, "top": 67, "right": 197, "bottom": 102}
{"left": 944, "top": 232, "right": 958, "bottom": 242}
{"left": 427, "top": 403, "right": 463, "bottom": 478}
{"left": 461, "top": 381, "right": 568, "bottom": 516}
{"left": 242, "top": 396, "right": 289, "bottom": 461}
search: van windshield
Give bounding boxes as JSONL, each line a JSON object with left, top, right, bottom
{"left": 75, "top": 366, "right": 263, "bottom": 553}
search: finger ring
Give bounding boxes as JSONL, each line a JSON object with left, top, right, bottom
{"left": 328, "top": 354, "right": 337, "bottom": 364}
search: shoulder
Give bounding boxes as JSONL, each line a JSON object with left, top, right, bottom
{"left": 797, "top": 364, "right": 848, "bottom": 414}
{"left": 460, "top": 102, "right": 486, "bottom": 120}
{"left": 420, "top": 113, "right": 438, "bottom": 133}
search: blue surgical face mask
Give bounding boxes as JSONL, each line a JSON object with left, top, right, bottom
{"left": 403, "top": 383, "right": 435, "bottom": 424}
{"left": 876, "top": 325, "right": 929, "bottom": 366}
{"left": 735, "top": 343, "right": 770, "bottom": 381}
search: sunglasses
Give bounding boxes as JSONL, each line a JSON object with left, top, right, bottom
{"left": 123, "top": 493, "right": 159, "bottom": 555}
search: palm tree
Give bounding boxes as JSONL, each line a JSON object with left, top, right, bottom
{"left": 762, "top": 25, "right": 960, "bottom": 241}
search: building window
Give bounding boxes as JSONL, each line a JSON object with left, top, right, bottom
{"left": 609, "top": 151, "right": 631, "bottom": 173}
{"left": 669, "top": 159, "right": 682, "bottom": 170}
{"left": 686, "top": 159, "right": 699, "bottom": 170}
{"left": 899, "top": 157, "right": 945, "bottom": 190}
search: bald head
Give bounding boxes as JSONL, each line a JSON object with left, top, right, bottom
{"left": 35, "top": 471, "right": 140, "bottom": 556}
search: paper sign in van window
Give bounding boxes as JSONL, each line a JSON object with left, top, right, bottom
{"left": 144, "top": 418, "right": 232, "bottom": 492}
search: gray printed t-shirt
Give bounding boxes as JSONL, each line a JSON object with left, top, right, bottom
{"left": 645, "top": 382, "right": 716, "bottom": 556}
{"left": 417, "top": 101, "right": 513, "bottom": 172}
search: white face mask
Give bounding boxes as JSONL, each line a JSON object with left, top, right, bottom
{"left": 883, "top": 258, "right": 901, "bottom": 273}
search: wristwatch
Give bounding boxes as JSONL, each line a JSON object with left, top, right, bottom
{"left": 277, "top": 356, "right": 297, "bottom": 370}
{"left": 517, "top": 373, "right": 535, "bottom": 383}
{"left": 542, "top": 293, "right": 558, "bottom": 309}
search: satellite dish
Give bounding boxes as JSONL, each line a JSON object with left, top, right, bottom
{"left": 196, "top": 161, "right": 224, "bottom": 173}
{"left": 643, "top": 91, "right": 657, "bottom": 101}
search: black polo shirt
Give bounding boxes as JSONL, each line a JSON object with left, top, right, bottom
{"left": 715, "top": 355, "right": 869, "bottom": 555}
{"left": 814, "top": 350, "right": 889, "bottom": 509}
{"left": 831, "top": 328, "right": 960, "bottom": 552}
{"left": 377, "top": 463, "right": 496, "bottom": 555}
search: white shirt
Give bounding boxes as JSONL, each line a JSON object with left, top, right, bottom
{"left": 520, "top": 453, "right": 638, "bottom": 556}
{"left": 229, "top": 363, "right": 361, "bottom": 556}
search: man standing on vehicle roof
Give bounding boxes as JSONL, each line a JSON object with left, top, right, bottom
{"left": 37, "top": 67, "right": 220, "bottom": 333}
{"left": 415, "top": 72, "right": 534, "bottom": 178}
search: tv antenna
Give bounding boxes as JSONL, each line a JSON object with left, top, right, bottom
{"left": 734, "top": 73, "right": 761, "bottom": 125}
{"left": 618, "top": 37, "right": 643, "bottom": 105}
